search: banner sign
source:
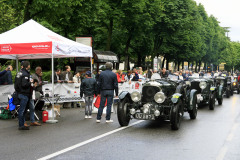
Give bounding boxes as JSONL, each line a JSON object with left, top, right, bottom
{"left": 0, "top": 42, "right": 52, "bottom": 55}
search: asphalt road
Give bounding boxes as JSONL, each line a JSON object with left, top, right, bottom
{"left": 1, "top": 94, "right": 240, "bottom": 160}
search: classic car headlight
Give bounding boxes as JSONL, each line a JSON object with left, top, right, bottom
{"left": 130, "top": 91, "right": 141, "bottom": 102}
{"left": 233, "top": 82, "right": 236, "bottom": 86}
{"left": 154, "top": 92, "right": 166, "bottom": 103}
{"left": 199, "top": 82, "right": 207, "bottom": 89}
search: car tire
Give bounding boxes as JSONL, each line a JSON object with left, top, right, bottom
{"left": 117, "top": 97, "right": 130, "bottom": 126}
{"left": 209, "top": 93, "right": 215, "bottom": 110}
{"left": 170, "top": 100, "right": 182, "bottom": 130}
{"left": 226, "top": 89, "right": 230, "bottom": 98}
{"left": 189, "top": 94, "right": 197, "bottom": 119}
{"left": 217, "top": 97, "right": 223, "bottom": 105}
{"left": 237, "top": 89, "right": 240, "bottom": 94}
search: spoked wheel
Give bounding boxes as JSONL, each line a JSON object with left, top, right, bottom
{"left": 170, "top": 100, "right": 182, "bottom": 130}
{"left": 117, "top": 97, "right": 131, "bottom": 126}
{"left": 209, "top": 93, "right": 215, "bottom": 110}
{"left": 189, "top": 95, "right": 197, "bottom": 119}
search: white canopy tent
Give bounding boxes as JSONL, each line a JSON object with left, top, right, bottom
{"left": 0, "top": 19, "right": 92, "bottom": 122}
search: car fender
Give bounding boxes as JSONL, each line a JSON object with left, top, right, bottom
{"left": 188, "top": 89, "right": 197, "bottom": 110}
{"left": 171, "top": 93, "right": 182, "bottom": 104}
{"left": 210, "top": 86, "right": 216, "bottom": 94}
{"left": 217, "top": 85, "right": 223, "bottom": 98}
{"left": 118, "top": 91, "right": 131, "bottom": 100}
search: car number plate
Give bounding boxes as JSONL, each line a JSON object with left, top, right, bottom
{"left": 135, "top": 113, "right": 155, "bottom": 120}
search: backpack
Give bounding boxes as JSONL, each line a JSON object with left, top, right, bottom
{"left": 14, "top": 71, "right": 23, "bottom": 93}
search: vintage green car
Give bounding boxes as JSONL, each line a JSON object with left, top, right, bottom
{"left": 188, "top": 74, "right": 216, "bottom": 110}
{"left": 232, "top": 76, "right": 240, "bottom": 94}
{"left": 117, "top": 74, "right": 198, "bottom": 130}
{"left": 215, "top": 75, "right": 232, "bottom": 98}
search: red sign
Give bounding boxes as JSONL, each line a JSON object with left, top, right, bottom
{"left": 135, "top": 82, "right": 140, "bottom": 89}
{"left": 0, "top": 42, "right": 52, "bottom": 55}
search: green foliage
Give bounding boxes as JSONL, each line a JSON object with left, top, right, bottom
{"left": 0, "top": 0, "right": 239, "bottom": 72}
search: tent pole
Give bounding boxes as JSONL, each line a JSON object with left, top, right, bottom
{"left": 46, "top": 53, "right": 58, "bottom": 123}
{"left": 90, "top": 57, "right": 92, "bottom": 73}
{"left": 16, "top": 59, "right": 19, "bottom": 72}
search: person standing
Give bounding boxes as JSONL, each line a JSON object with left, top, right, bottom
{"left": 0, "top": 65, "right": 13, "bottom": 85}
{"left": 14, "top": 61, "right": 40, "bottom": 130}
{"left": 116, "top": 70, "right": 126, "bottom": 83}
{"left": 80, "top": 71, "right": 97, "bottom": 119}
{"left": 61, "top": 65, "right": 73, "bottom": 83}
{"left": 160, "top": 68, "right": 169, "bottom": 78}
{"left": 73, "top": 71, "right": 81, "bottom": 83}
{"left": 53, "top": 69, "right": 62, "bottom": 83}
{"left": 0, "top": 65, "right": 9, "bottom": 84}
{"left": 96, "top": 62, "right": 118, "bottom": 123}
{"left": 32, "top": 66, "right": 43, "bottom": 96}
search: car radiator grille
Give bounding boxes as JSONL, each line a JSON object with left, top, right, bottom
{"left": 191, "top": 81, "right": 201, "bottom": 93}
{"left": 142, "top": 86, "right": 160, "bottom": 103}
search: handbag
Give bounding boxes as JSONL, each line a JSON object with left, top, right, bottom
{"left": 93, "top": 95, "right": 107, "bottom": 108}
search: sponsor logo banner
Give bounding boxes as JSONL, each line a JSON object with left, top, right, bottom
{"left": 0, "top": 42, "right": 52, "bottom": 54}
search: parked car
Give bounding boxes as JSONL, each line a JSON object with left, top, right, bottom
{"left": 217, "top": 74, "right": 232, "bottom": 98}
{"left": 117, "top": 74, "right": 198, "bottom": 130}
{"left": 231, "top": 76, "right": 239, "bottom": 94}
{"left": 214, "top": 76, "right": 225, "bottom": 105}
{"left": 188, "top": 74, "right": 216, "bottom": 110}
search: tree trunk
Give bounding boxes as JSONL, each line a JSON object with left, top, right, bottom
{"left": 124, "top": 28, "right": 134, "bottom": 70}
{"left": 195, "top": 61, "right": 198, "bottom": 72}
{"left": 177, "top": 60, "right": 180, "bottom": 71}
{"left": 182, "top": 61, "right": 184, "bottom": 70}
{"left": 203, "top": 62, "right": 206, "bottom": 71}
{"left": 162, "top": 56, "right": 166, "bottom": 69}
{"left": 174, "top": 61, "right": 178, "bottom": 72}
{"left": 105, "top": 18, "right": 113, "bottom": 51}
{"left": 137, "top": 53, "right": 142, "bottom": 67}
{"left": 198, "top": 60, "right": 201, "bottom": 72}
{"left": 166, "top": 58, "right": 169, "bottom": 70}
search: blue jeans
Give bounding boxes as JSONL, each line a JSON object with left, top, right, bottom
{"left": 97, "top": 90, "right": 114, "bottom": 120}
{"left": 28, "top": 99, "right": 35, "bottom": 123}
{"left": 18, "top": 94, "right": 29, "bottom": 127}
{"left": 84, "top": 96, "right": 93, "bottom": 116}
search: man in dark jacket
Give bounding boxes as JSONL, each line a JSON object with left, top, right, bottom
{"left": 160, "top": 68, "right": 169, "bottom": 78}
{"left": 0, "top": 65, "right": 9, "bottom": 84}
{"left": 15, "top": 61, "right": 35, "bottom": 130}
{"left": 53, "top": 69, "right": 63, "bottom": 83}
{"left": 61, "top": 65, "right": 73, "bottom": 83}
{"left": 80, "top": 71, "right": 97, "bottom": 119}
{"left": 97, "top": 62, "right": 118, "bottom": 123}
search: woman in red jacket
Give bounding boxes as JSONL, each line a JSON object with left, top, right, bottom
{"left": 116, "top": 70, "right": 126, "bottom": 83}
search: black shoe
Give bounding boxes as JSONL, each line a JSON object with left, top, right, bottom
{"left": 18, "top": 126, "right": 30, "bottom": 130}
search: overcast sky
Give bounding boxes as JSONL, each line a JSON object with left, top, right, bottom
{"left": 194, "top": 0, "right": 240, "bottom": 42}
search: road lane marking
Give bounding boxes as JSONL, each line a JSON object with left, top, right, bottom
{"left": 226, "top": 123, "right": 238, "bottom": 142}
{"left": 216, "top": 123, "right": 239, "bottom": 160}
{"left": 216, "top": 146, "right": 228, "bottom": 160}
{"left": 37, "top": 120, "right": 144, "bottom": 160}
